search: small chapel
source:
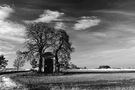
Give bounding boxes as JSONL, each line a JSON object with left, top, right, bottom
{"left": 43, "top": 52, "right": 55, "bottom": 73}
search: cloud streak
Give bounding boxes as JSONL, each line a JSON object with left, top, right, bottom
{"left": 94, "top": 10, "right": 135, "bottom": 17}
{"left": 55, "top": 22, "right": 66, "bottom": 29}
{"left": 0, "top": 5, "right": 25, "bottom": 42}
{"left": 73, "top": 16, "right": 100, "bottom": 30}
{"left": 0, "top": 5, "right": 14, "bottom": 20}
{"left": 24, "top": 9, "right": 64, "bottom": 23}
{"left": 0, "top": 5, "right": 26, "bottom": 57}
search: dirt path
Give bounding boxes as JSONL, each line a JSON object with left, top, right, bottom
{"left": 0, "top": 75, "right": 27, "bottom": 90}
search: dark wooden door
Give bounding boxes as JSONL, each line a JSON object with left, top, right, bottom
{"left": 44, "top": 59, "right": 53, "bottom": 73}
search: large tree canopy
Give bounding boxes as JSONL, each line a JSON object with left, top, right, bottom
{"left": 21, "top": 22, "right": 74, "bottom": 73}
{"left": 52, "top": 30, "right": 74, "bottom": 72}
{"left": 24, "top": 23, "right": 56, "bottom": 72}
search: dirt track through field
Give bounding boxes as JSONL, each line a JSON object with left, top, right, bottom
{"left": 0, "top": 75, "right": 26, "bottom": 90}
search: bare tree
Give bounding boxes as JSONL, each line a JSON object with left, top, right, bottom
{"left": 13, "top": 57, "right": 25, "bottom": 71}
{"left": 20, "top": 22, "right": 74, "bottom": 73}
{"left": 0, "top": 55, "right": 8, "bottom": 69}
{"left": 53, "top": 30, "right": 74, "bottom": 72}
{"left": 23, "top": 22, "right": 56, "bottom": 73}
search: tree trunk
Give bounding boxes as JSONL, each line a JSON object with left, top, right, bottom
{"left": 55, "top": 42, "right": 63, "bottom": 73}
{"left": 17, "top": 67, "right": 19, "bottom": 71}
{"left": 55, "top": 56, "right": 60, "bottom": 73}
{"left": 38, "top": 52, "right": 43, "bottom": 73}
{"left": 55, "top": 51, "right": 59, "bottom": 73}
{"left": 44, "top": 58, "right": 46, "bottom": 73}
{"left": 58, "top": 63, "right": 60, "bottom": 72}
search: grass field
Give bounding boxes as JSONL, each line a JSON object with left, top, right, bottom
{"left": 8, "top": 72, "right": 135, "bottom": 90}
{"left": 63, "top": 69, "right": 135, "bottom": 73}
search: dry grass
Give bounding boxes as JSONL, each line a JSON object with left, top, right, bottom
{"left": 8, "top": 72, "right": 135, "bottom": 90}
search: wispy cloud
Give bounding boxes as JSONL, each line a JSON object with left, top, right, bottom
{"left": 0, "top": 5, "right": 13, "bottom": 20}
{"left": 55, "top": 22, "right": 66, "bottom": 29}
{"left": 73, "top": 16, "right": 100, "bottom": 30}
{"left": 0, "top": 51, "right": 7, "bottom": 55}
{"left": 0, "top": 51, "right": 16, "bottom": 55}
{"left": 0, "top": 40, "right": 14, "bottom": 51}
{"left": 24, "top": 10, "right": 64, "bottom": 23}
{"left": 0, "top": 5, "right": 26, "bottom": 56}
{"left": 94, "top": 10, "right": 135, "bottom": 17}
{"left": 0, "top": 21, "right": 25, "bottom": 36}
{"left": 0, "top": 5, "right": 25, "bottom": 42}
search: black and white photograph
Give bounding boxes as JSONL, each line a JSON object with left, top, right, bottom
{"left": 1, "top": 0, "right": 135, "bottom": 90}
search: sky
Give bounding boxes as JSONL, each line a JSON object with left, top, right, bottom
{"left": 1, "top": 0, "right": 135, "bottom": 68}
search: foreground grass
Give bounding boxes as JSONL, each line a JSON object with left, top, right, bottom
{"left": 8, "top": 72, "right": 135, "bottom": 90}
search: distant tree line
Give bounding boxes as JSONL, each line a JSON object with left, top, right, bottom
{"left": 98, "top": 65, "right": 111, "bottom": 69}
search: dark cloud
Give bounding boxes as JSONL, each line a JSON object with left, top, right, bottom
{"left": 1, "top": 0, "right": 135, "bottom": 68}
{"left": 0, "top": 0, "right": 129, "bottom": 11}
{"left": 1, "top": 0, "right": 132, "bottom": 22}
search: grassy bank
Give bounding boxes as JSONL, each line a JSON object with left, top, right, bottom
{"left": 8, "top": 72, "right": 135, "bottom": 89}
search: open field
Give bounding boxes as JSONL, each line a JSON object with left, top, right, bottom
{"left": 63, "top": 69, "right": 135, "bottom": 73}
{"left": 9, "top": 72, "right": 135, "bottom": 84}
{"left": 1, "top": 69, "right": 135, "bottom": 89}
{"left": 7, "top": 72, "right": 135, "bottom": 90}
